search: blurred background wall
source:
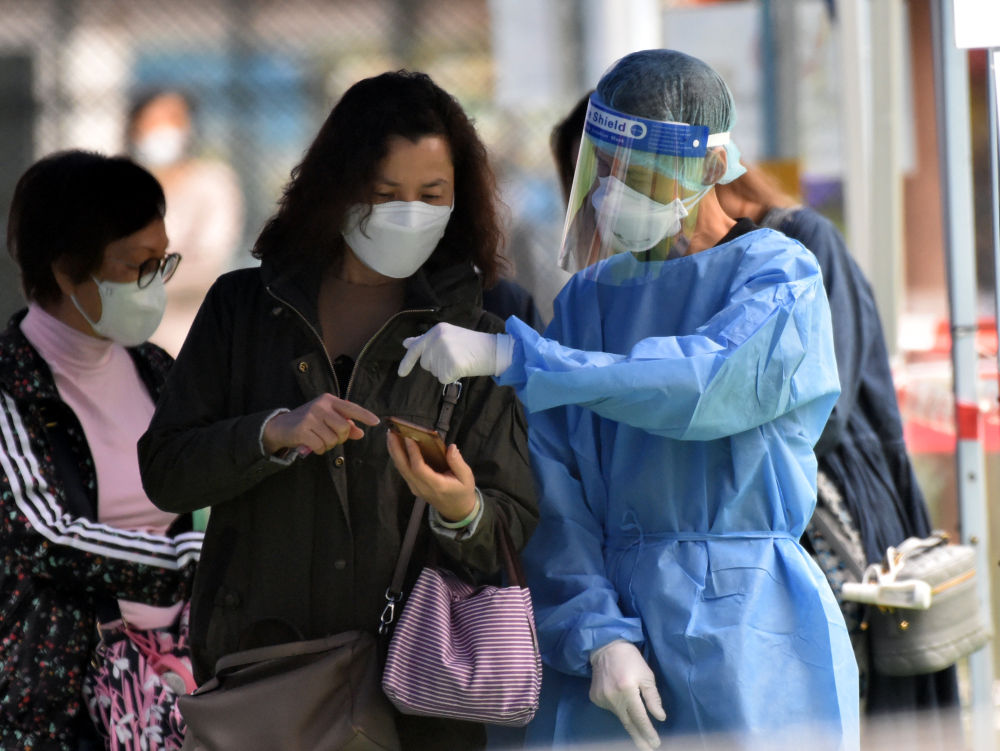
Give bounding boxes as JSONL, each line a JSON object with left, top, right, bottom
{"left": 0, "top": 0, "right": 882, "bottom": 327}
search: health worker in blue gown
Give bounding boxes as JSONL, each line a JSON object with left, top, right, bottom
{"left": 399, "top": 49, "right": 860, "bottom": 751}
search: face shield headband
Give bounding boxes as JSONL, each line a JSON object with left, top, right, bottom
{"left": 557, "top": 93, "right": 733, "bottom": 282}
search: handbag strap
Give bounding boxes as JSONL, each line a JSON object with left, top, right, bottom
{"left": 495, "top": 508, "right": 528, "bottom": 588}
{"left": 212, "top": 630, "right": 370, "bottom": 676}
{"left": 379, "top": 381, "right": 462, "bottom": 634}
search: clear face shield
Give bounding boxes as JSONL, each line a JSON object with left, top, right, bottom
{"left": 558, "top": 93, "right": 731, "bottom": 284}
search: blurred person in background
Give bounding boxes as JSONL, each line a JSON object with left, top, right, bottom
{"left": 400, "top": 49, "right": 858, "bottom": 750}
{"left": 0, "top": 150, "right": 202, "bottom": 751}
{"left": 138, "top": 70, "right": 538, "bottom": 751}
{"left": 549, "top": 92, "right": 592, "bottom": 207}
{"left": 482, "top": 273, "right": 545, "bottom": 333}
{"left": 127, "top": 88, "right": 245, "bottom": 356}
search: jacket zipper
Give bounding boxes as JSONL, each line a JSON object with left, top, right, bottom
{"left": 265, "top": 284, "right": 434, "bottom": 399}
{"left": 265, "top": 285, "right": 341, "bottom": 391}
{"left": 343, "top": 308, "right": 434, "bottom": 399}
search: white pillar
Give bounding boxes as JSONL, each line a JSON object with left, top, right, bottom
{"left": 868, "top": 0, "right": 906, "bottom": 356}
{"left": 489, "top": 0, "right": 570, "bottom": 107}
{"left": 580, "top": 0, "right": 662, "bottom": 87}
{"left": 834, "top": 0, "right": 873, "bottom": 282}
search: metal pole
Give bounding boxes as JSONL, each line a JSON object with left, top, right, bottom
{"left": 931, "top": 1, "right": 995, "bottom": 743}
{"left": 760, "top": 0, "right": 778, "bottom": 159}
{"left": 990, "top": 49, "right": 1000, "bottom": 405}
{"left": 761, "top": 0, "right": 801, "bottom": 162}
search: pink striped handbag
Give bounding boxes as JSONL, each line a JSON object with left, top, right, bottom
{"left": 380, "top": 506, "right": 542, "bottom": 726}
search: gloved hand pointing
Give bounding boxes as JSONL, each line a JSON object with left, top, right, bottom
{"left": 589, "top": 640, "right": 666, "bottom": 750}
{"left": 398, "top": 322, "right": 514, "bottom": 384}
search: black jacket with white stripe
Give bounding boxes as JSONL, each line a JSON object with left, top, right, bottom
{"left": 0, "top": 309, "right": 202, "bottom": 751}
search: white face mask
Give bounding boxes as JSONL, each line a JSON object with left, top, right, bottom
{"left": 133, "top": 126, "right": 188, "bottom": 167}
{"left": 591, "top": 175, "right": 707, "bottom": 254}
{"left": 342, "top": 200, "right": 453, "bottom": 279}
{"left": 70, "top": 274, "right": 167, "bottom": 346}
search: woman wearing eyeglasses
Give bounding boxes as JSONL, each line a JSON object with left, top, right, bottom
{"left": 0, "top": 149, "right": 202, "bottom": 751}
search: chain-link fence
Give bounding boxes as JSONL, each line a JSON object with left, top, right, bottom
{"left": 0, "top": 0, "right": 581, "bottom": 326}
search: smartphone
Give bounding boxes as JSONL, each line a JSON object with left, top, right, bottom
{"left": 387, "top": 416, "right": 449, "bottom": 472}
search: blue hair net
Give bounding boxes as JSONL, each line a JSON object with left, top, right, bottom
{"left": 596, "top": 49, "right": 746, "bottom": 184}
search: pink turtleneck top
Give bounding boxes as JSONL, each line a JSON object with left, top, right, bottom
{"left": 21, "top": 304, "right": 182, "bottom": 629}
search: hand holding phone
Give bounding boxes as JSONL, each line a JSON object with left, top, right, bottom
{"left": 386, "top": 416, "right": 449, "bottom": 473}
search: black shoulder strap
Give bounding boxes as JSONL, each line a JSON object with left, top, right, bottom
{"left": 432, "top": 381, "right": 462, "bottom": 439}
{"left": 379, "top": 382, "right": 462, "bottom": 633}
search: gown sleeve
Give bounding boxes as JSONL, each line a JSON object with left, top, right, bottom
{"left": 507, "top": 236, "right": 841, "bottom": 676}
{"left": 499, "top": 239, "right": 840, "bottom": 444}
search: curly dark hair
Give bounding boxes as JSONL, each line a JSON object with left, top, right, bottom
{"left": 7, "top": 149, "right": 165, "bottom": 305}
{"left": 253, "top": 70, "right": 506, "bottom": 287}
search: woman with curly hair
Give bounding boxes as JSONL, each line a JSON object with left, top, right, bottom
{"left": 138, "top": 70, "right": 538, "bottom": 750}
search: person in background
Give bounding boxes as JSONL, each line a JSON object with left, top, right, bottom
{"left": 549, "top": 92, "right": 592, "bottom": 207}
{"left": 0, "top": 150, "right": 202, "bottom": 751}
{"left": 714, "top": 167, "right": 961, "bottom": 719}
{"left": 126, "top": 88, "right": 245, "bottom": 356}
{"left": 483, "top": 275, "right": 545, "bottom": 333}
{"left": 400, "top": 49, "right": 858, "bottom": 750}
{"left": 138, "top": 70, "right": 538, "bottom": 751}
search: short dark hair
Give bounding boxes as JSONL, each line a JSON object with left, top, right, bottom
{"left": 6, "top": 149, "right": 166, "bottom": 304}
{"left": 550, "top": 90, "right": 593, "bottom": 204}
{"left": 125, "top": 87, "right": 196, "bottom": 141}
{"left": 252, "top": 70, "right": 506, "bottom": 287}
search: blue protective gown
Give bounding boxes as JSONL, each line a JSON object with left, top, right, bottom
{"left": 498, "top": 228, "right": 860, "bottom": 749}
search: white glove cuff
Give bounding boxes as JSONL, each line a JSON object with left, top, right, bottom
{"left": 493, "top": 333, "right": 514, "bottom": 376}
{"left": 590, "top": 638, "right": 631, "bottom": 667}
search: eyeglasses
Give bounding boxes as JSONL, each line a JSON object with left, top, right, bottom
{"left": 137, "top": 253, "right": 182, "bottom": 289}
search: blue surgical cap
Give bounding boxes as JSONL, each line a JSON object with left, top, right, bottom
{"left": 596, "top": 49, "right": 746, "bottom": 184}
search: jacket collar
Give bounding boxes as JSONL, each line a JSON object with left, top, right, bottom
{"left": 0, "top": 308, "right": 170, "bottom": 403}
{"left": 260, "top": 256, "right": 483, "bottom": 326}
{"left": 0, "top": 309, "right": 62, "bottom": 403}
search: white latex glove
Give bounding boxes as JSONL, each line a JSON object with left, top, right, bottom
{"left": 398, "top": 322, "right": 514, "bottom": 384}
{"left": 589, "top": 640, "right": 666, "bottom": 750}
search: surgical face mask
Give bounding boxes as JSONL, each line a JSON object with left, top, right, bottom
{"left": 133, "top": 126, "right": 188, "bottom": 167}
{"left": 591, "top": 176, "right": 712, "bottom": 254}
{"left": 70, "top": 274, "right": 167, "bottom": 346}
{"left": 342, "top": 200, "right": 453, "bottom": 279}
{"left": 591, "top": 176, "right": 691, "bottom": 254}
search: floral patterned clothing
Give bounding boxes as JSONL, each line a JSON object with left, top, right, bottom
{"left": 83, "top": 603, "right": 194, "bottom": 751}
{"left": 0, "top": 310, "right": 202, "bottom": 751}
